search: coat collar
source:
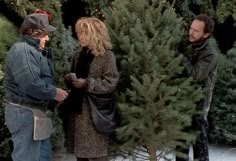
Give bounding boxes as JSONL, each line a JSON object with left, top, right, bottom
{"left": 192, "top": 39, "right": 209, "bottom": 51}
{"left": 20, "top": 35, "right": 42, "bottom": 51}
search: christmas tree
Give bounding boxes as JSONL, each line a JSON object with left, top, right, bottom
{"left": 209, "top": 41, "right": 236, "bottom": 144}
{"left": 104, "top": 0, "right": 202, "bottom": 160}
{"left": 84, "top": 0, "right": 112, "bottom": 16}
{"left": 0, "top": 14, "right": 18, "bottom": 161}
{"left": 215, "top": 0, "right": 236, "bottom": 24}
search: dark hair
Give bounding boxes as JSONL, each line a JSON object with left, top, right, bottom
{"left": 20, "top": 28, "right": 47, "bottom": 38}
{"left": 194, "top": 14, "right": 215, "bottom": 34}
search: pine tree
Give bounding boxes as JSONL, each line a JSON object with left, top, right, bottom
{"left": 0, "top": 14, "right": 18, "bottom": 64}
{"left": 104, "top": 0, "right": 202, "bottom": 160}
{"left": 84, "top": 0, "right": 112, "bottom": 17}
{"left": 0, "top": 66, "right": 12, "bottom": 161}
{"left": 0, "top": 14, "right": 18, "bottom": 161}
{"left": 216, "top": 0, "right": 236, "bottom": 24}
{"left": 169, "top": 0, "right": 236, "bottom": 26}
{"left": 208, "top": 42, "right": 236, "bottom": 144}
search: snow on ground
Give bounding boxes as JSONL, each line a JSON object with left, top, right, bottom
{"left": 53, "top": 144, "right": 236, "bottom": 161}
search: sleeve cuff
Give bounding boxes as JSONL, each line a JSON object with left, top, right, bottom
{"left": 87, "top": 78, "right": 95, "bottom": 92}
{"left": 48, "top": 87, "right": 57, "bottom": 100}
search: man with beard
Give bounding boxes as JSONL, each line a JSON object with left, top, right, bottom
{"left": 176, "top": 14, "right": 217, "bottom": 161}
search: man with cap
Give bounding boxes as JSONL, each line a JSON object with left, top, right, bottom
{"left": 4, "top": 13, "right": 68, "bottom": 161}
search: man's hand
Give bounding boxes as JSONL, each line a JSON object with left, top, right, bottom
{"left": 54, "top": 88, "right": 68, "bottom": 101}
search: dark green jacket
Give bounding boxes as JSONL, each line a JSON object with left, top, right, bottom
{"left": 183, "top": 39, "right": 217, "bottom": 116}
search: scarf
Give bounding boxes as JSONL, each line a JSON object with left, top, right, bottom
{"left": 66, "top": 47, "right": 94, "bottom": 113}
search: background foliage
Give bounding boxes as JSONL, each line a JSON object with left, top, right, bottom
{"left": 0, "top": 0, "right": 236, "bottom": 160}
{"left": 0, "top": 14, "right": 18, "bottom": 161}
{"left": 208, "top": 43, "right": 236, "bottom": 145}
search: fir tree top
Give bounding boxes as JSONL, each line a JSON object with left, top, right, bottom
{"left": 104, "top": 0, "right": 203, "bottom": 160}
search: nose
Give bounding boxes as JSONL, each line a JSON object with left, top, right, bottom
{"left": 45, "top": 35, "right": 49, "bottom": 41}
{"left": 189, "top": 28, "right": 194, "bottom": 35}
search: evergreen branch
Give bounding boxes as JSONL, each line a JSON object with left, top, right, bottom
{"left": 156, "top": 148, "right": 172, "bottom": 159}
{"left": 135, "top": 145, "right": 149, "bottom": 154}
{"left": 120, "top": 149, "right": 149, "bottom": 160}
{"left": 0, "top": 138, "right": 10, "bottom": 148}
{"left": 171, "top": 0, "right": 176, "bottom": 8}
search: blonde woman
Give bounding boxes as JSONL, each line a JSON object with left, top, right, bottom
{"left": 64, "top": 17, "right": 119, "bottom": 161}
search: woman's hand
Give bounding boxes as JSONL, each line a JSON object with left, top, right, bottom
{"left": 72, "top": 78, "right": 88, "bottom": 88}
{"left": 64, "top": 74, "right": 72, "bottom": 81}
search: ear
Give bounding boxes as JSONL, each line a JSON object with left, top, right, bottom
{"left": 203, "top": 33, "right": 210, "bottom": 39}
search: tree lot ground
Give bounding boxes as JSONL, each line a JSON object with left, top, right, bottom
{"left": 53, "top": 144, "right": 236, "bottom": 161}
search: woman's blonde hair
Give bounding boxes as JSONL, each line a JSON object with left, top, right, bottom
{"left": 75, "top": 17, "right": 112, "bottom": 56}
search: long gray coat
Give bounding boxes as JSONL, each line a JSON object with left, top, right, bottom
{"left": 65, "top": 48, "right": 119, "bottom": 158}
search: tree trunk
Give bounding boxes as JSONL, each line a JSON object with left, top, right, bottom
{"left": 147, "top": 144, "right": 157, "bottom": 161}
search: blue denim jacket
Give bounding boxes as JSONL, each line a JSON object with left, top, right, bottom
{"left": 4, "top": 35, "right": 56, "bottom": 109}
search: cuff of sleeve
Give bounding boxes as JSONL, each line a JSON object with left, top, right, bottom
{"left": 48, "top": 87, "right": 57, "bottom": 100}
{"left": 87, "top": 78, "right": 95, "bottom": 92}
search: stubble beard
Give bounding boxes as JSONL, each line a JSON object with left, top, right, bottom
{"left": 190, "top": 36, "right": 208, "bottom": 46}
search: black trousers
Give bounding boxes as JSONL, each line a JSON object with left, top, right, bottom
{"left": 176, "top": 114, "right": 209, "bottom": 161}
